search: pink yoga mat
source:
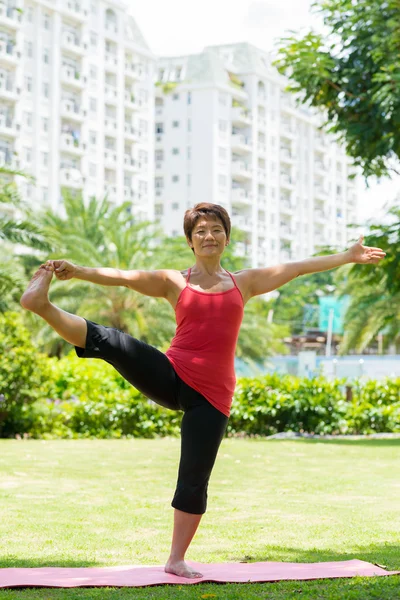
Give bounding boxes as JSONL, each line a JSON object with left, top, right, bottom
{"left": 1, "top": 560, "right": 399, "bottom": 588}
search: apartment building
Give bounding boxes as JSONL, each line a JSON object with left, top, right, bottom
{"left": 154, "top": 43, "right": 358, "bottom": 266}
{"left": 0, "top": 0, "right": 155, "bottom": 221}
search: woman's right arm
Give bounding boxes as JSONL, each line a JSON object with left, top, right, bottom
{"left": 46, "top": 260, "right": 174, "bottom": 298}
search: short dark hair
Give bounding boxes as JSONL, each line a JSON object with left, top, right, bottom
{"left": 183, "top": 203, "right": 231, "bottom": 253}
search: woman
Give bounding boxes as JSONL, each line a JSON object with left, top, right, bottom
{"left": 20, "top": 202, "right": 385, "bottom": 578}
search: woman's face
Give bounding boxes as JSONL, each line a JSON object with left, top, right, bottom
{"left": 188, "top": 216, "right": 229, "bottom": 255}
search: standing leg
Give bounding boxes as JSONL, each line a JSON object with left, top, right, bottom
{"left": 165, "top": 384, "right": 228, "bottom": 578}
{"left": 20, "top": 265, "right": 87, "bottom": 347}
{"left": 165, "top": 510, "right": 203, "bottom": 578}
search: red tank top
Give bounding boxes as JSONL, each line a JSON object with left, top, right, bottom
{"left": 165, "top": 267, "right": 244, "bottom": 417}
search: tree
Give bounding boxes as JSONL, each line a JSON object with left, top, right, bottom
{"left": 274, "top": 0, "right": 400, "bottom": 178}
{"left": 338, "top": 206, "right": 400, "bottom": 353}
{"left": 0, "top": 167, "right": 51, "bottom": 311}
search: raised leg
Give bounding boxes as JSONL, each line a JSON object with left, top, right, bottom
{"left": 20, "top": 265, "right": 87, "bottom": 348}
{"left": 164, "top": 509, "right": 203, "bottom": 578}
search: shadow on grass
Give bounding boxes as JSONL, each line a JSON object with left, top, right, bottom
{"left": 265, "top": 438, "right": 400, "bottom": 447}
{"left": 226, "top": 542, "right": 400, "bottom": 571}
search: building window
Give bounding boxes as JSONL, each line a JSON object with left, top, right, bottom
{"left": 155, "top": 149, "right": 163, "bottom": 161}
{"left": 43, "top": 48, "right": 49, "bottom": 64}
{"left": 219, "top": 174, "right": 227, "bottom": 187}
{"left": 26, "top": 6, "right": 33, "bottom": 21}
{"left": 155, "top": 122, "right": 164, "bottom": 134}
{"left": 24, "top": 76, "right": 32, "bottom": 92}
{"left": 219, "top": 93, "right": 227, "bottom": 105}
{"left": 188, "top": 119, "right": 191, "bottom": 132}
{"left": 172, "top": 148, "right": 179, "bottom": 155}
{"left": 42, "top": 187, "right": 48, "bottom": 203}
{"left": 155, "top": 177, "right": 163, "bottom": 189}
{"left": 89, "top": 163, "right": 96, "bottom": 177}
{"left": 219, "top": 147, "right": 227, "bottom": 160}
{"left": 139, "top": 118, "right": 148, "bottom": 133}
{"left": 90, "top": 31, "right": 97, "bottom": 46}
{"left": 24, "top": 147, "right": 32, "bottom": 163}
{"left": 173, "top": 93, "right": 179, "bottom": 100}
{"left": 42, "top": 151, "right": 48, "bottom": 166}
{"left": 187, "top": 146, "right": 191, "bottom": 159}
{"left": 43, "top": 13, "right": 50, "bottom": 29}
{"left": 219, "top": 120, "right": 227, "bottom": 132}
{"left": 187, "top": 174, "right": 191, "bottom": 186}
{"left": 172, "top": 175, "right": 179, "bottom": 182}
{"left": 24, "top": 111, "right": 32, "bottom": 128}
{"left": 172, "top": 202, "right": 179, "bottom": 210}
{"left": 90, "top": 97, "right": 97, "bottom": 112}
{"left": 89, "top": 131, "right": 97, "bottom": 145}
{"left": 172, "top": 120, "right": 179, "bottom": 128}
{"left": 187, "top": 92, "right": 191, "bottom": 104}
{"left": 90, "top": 65, "right": 97, "bottom": 79}
{"left": 43, "top": 82, "right": 49, "bottom": 98}
{"left": 25, "top": 41, "right": 33, "bottom": 58}
{"left": 42, "top": 117, "right": 48, "bottom": 132}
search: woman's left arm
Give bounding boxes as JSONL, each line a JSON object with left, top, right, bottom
{"left": 242, "top": 235, "right": 386, "bottom": 299}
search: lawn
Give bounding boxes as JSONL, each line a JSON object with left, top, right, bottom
{"left": 0, "top": 437, "right": 399, "bottom": 599}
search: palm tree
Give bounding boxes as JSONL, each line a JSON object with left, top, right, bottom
{"left": 0, "top": 167, "right": 51, "bottom": 311}
{"left": 339, "top": 205, "right": 400, "bottom": 353}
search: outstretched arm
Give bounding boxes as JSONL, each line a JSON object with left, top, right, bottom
{"left": 44, "top": 259, "right": 173, "bottom": 298}
{"left": 242, "top": 235, "right": 386, "bottom": 298}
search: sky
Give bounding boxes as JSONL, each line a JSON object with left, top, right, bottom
{"left": 128, "top": 0, "right": 400, "bottom": 225}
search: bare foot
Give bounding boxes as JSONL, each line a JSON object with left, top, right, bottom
{"left": 20, "top": 265, "right": 54, "bottom": 314}
{"left": 164, "top": 559, "right": 203, "bottom": 579}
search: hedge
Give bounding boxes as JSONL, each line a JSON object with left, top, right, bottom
{"left": 1, "top": 312, "right": 399, "bottom": 438}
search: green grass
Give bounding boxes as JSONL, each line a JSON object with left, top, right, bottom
{"left": 0, "top": 438, "right": 399, "bottom": 599}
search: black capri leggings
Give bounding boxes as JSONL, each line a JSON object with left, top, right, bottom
{"left": 75, "top": 319, "right": 228, "bottom": 515}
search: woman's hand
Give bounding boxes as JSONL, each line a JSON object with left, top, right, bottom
{"left": 347, "top": 235, "right": 386, "bottom": 264}
{"left": 43, "top": 260, "right": 77, "bottom": 280}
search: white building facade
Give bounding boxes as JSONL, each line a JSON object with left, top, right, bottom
{"left": 0, "top": 0, "right": 155, "bottom": 221}
{"left": 154, "top": 43, "right": 358, "bottom": 266}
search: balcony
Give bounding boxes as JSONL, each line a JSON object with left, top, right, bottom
{"left": 314, "top": 208, "right": 328, "bottom": 223}
{"left": 280, "top": 147, "right": 294, "bottom": 162}
{"left": 231, "top": 187, "right": 252, "bottom": 206}
{"left": 124, "top": 90, "right": 140, "bottom": 110}
{"left": 124, "top": 185, "right": 135, "bottom": 200}
{"left": 0, "top": 3, "right": 22, "bottom": 29}
{"left": 105, "top": 84, "right": 117, "bottom": 103}
{"left": 231, "top": 106, "right": 251, "bottom": 127}
{"left": 280, "top": 172, "right": 294, "bottom": 188}
{"left": 0, "top": 113, "right": 18, "bottom": 137}
{"left": 124, "top": 123, "right": 141, "bottom": 141}
{"left": 258, "top": 142, "right": 267, "bottom": 156}
{"left": 231, "top": 132, "right": 251, "bottom": 155}
{"left": 60, "top": 133, "right": 83, "bottom": 155}
{"left": 232, "top": 215, "right": 252, "bottom": 233}
{"left": 0, "top": 78, "right": 18, "bottom": 101}
{"left": 105, "top": 20, "right": 118, "bottom": 36}
{"left": 104, "top": 149, "right": 117, "bottom": 167}
{"left": 60, "top": 1, "right": 88, "bottom": 23}
{"left": 314, "top": 184, "right": 330, "bottom": 200}
{"left": 0, "top": 39, "right": 18, "bottom": 66}
{"left": 61, "top": 30, "right": 85, "bottom": 56}
{"left": 125, "top": 61, "right": 143, "bottom": 80}
{"left": 105, "top": 117, "right": 117, "bottom": 135}
{"left": 232, "top": 160, "right": 252, "bottom": 181}
{"left": 124, "top": 154, "right": 139, "bottom": 171}
{"left": 105, "top": 52, "right": 117, "bottom": 71}
{"left": 257, "top": 222, "right": 266, "bottom": 237}
{"left": 280, "top": 200, "right": 293, "bottom": 215}
{"left": 281, "top": 123, "right": 295, "bottom": 138}
{"left": 60, "top": 167, "right": 83, "bottom": 188}
{"left": 61, "top": 65, "right": 85, "bottom": 89}
{"left": 61, "top": 99, "right": 84, "bottom": 121}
